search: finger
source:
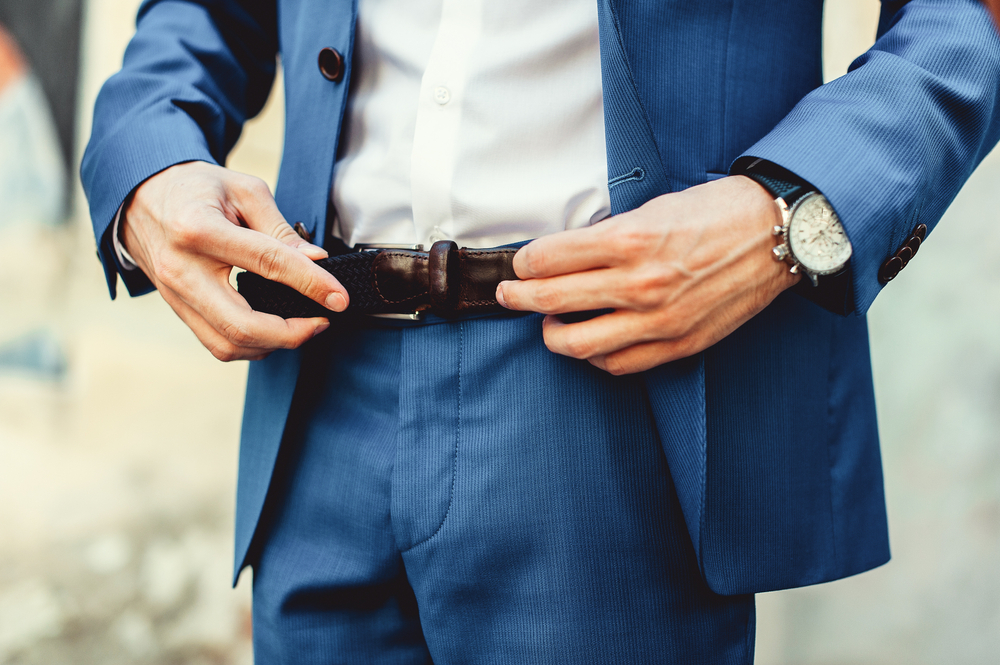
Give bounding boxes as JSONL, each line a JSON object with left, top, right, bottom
{"left": 194, "top": 222, "right": 348, "bottom": 312}
{"left": 288, "top": 238, "right": 329, "bottom": 261}
{"left": 497, "top": 268, "right": 644, "bottom": 314}
{"left": 513, "top": 223, "right": 625, "bottom": 279}
{"left": 161, "top": 286, "right": 283, "bottom": 361}
{"left": 540, "top": 311, "right": 663, "bottom": 360}
{"left": 168, "top": 271, "right": 332, "bottom": 352}
{"left": 588, "top": 338, "right": 700, "bottom": 376}
{"left": 169, "top": 283, "right": 322, "bottom": 361}
{"left": 226, "top": 174, "right": 329, "bottom": 260}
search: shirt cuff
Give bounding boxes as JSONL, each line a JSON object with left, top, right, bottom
{"left": 111, "top": 204, "right": 138, "bottom": 270}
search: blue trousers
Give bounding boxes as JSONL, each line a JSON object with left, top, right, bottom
{"left": 251, "top": 313, "right": 755, "bottom": 663}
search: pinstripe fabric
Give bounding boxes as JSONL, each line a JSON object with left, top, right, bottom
{"left": 596, "top": 0, "right": 674, "bottom": 214}
{"left": 79, "top": 0, "right": 1000, "bottom": 600}
{"left": 739, "top": 0, "right": 1000, "bottom": 314}
{"left": 251, "top": 315, "right": 754, "bottom": 664}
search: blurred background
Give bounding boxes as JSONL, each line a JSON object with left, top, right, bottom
{"left": 0, "top": 0, "right": 997, "bottom": 663}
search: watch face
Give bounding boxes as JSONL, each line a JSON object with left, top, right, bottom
{"left": 787, "top": 193, "right": 853, "bottom": 273}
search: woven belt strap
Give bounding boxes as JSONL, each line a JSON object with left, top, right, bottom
{"left": 237, "top": 240, "right": 518, "bottom": 319}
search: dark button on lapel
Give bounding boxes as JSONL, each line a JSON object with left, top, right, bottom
{"left": 914, "top": 223, "right": 927, "bottom": 241}
{"left": 318, "top": 47, "right": 345, "bottom": 82}
{"left": 896, "top": 246, "right": 913, "bottom": 265}
{"left": 906, "top": 236, "right": 921, "bottom": 254}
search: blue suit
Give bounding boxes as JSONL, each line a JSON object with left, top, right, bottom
{"left": 83, "top": 0, "right": 1000, "bottom": 624}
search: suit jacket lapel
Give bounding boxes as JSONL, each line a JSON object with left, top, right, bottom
{"left": 598, "top": 0, "right": 708, "bottom": 562}
{"left": 596, "top": 0, "right": 675, "bottom": 214}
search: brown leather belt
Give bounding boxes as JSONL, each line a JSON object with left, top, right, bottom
{"left": 237, "top": 240, "right": 518, "bottom": 320}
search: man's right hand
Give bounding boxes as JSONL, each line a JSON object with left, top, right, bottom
{"left": 120, "top": 161, "right": 348, "bottom": 361}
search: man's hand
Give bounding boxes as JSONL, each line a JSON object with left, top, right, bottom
{"left": 496, "top": 176, "right": 800, "bottom": 375}
{"left": 120, "top": 161, "right": 349, "bottom": 361}
{"left": 985, "top": 0, "right": 1000, "bottom": 27}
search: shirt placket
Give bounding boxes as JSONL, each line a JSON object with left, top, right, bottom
{"left": 409, "top": 0, "right": 483, "bottom": 248}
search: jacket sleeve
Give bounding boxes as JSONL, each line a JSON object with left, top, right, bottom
{"left": 80, "top": 0, "right": 279, "bottom": 298}
{"left": 732, "top": 0, "right": 1000, "bottom": 316}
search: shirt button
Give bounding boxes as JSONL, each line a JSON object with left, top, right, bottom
{"left": 429, "top": 226, "right": 447, "bottom": 244}
{"left": 433, "top": 86, "right": 451, "bottom": 105}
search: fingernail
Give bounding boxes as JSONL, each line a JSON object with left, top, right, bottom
{"left": 298, "top": 242, "right": 328, "bottom": 259}
{"left": 307, "top": 244, "right": 329, "bottom": 258}
{"left": 496, "top": 284, "right": 508, "bottom": 308}
{"left": 312, "top": 321, "right": 330, "bottom": 338}
{"left": 325, "top": 293, "right": 347, "bottom": 312}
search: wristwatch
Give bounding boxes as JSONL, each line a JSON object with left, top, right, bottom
{"left": 741, "top": 159, "right": 852, "bottom": 287}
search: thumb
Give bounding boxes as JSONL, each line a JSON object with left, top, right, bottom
{"left": 274, "top": 220, "right": 329, "bottom": 261}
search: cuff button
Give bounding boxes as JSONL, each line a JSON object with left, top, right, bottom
{"left": 879, "top": 256, "right": 903, "bottom": 283}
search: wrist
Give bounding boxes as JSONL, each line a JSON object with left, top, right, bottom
{"left": 734, "top": 174, "right": 784, "bottom": 232}
{"left": 735, "top": 161, "right": 852, "bottom": 288}
{"left": 729, "top": 175, "right": 802, "bottom": 293}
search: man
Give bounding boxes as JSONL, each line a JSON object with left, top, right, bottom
{"left": 82, "top": 0, "right": 1000, "bottom": 662}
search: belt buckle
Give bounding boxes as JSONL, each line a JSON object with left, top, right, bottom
{"left": 354, "top": 243, "right": 427, "bottom": 321}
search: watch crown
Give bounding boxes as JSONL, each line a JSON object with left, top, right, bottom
{"left": 772, "top": 245, "right": 789, "bottom": 261}
{"left": 772, "top": 225, "right": 784, "bottom": 237}
{"left": 789, "top": 264, "right": 799, "bottom": 274}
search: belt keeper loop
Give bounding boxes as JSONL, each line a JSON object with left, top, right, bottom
{"left": 429, "top": 240, "right": 460, "bottom": 317}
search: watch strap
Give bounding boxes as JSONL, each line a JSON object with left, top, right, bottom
{"left": 791, "top": 265, "right": 853, "bottom": 316}
{"left": 738, "top": 158, "right": 813, "bottom": 207}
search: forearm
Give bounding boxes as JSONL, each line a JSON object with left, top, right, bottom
{"left": 81, "top": 0, "right": 279, "bottom": 298}
{"left": 735, "top": 0, "right": 1000, "bottom": 315}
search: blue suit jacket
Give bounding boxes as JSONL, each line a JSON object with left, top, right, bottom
{"left": 82, "top": 0, "right": 1000, "bottom": 594}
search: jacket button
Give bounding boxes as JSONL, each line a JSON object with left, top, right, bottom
{"left": 318, "top": 47, "right": 344, "bottom": 82}
{"left": 906, "top": 235, "right": 921, "bottom": 254}
{"left": 879, "top": 256, "right": 903, "bottom": 283}
{"left": 896, "top": 245, "right": 913, "bottom": 265}
{"left": 293, "top": 222, "right": 312, "bottom": 243}
{"left": 913, "top": 223, "right": 927, "bottom": 241}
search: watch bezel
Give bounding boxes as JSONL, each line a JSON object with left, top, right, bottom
{"left": 781, "top": 191, "right": 852, "bottom": 278}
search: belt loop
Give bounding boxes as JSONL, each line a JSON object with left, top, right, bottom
{"left": 429, "top": 240, "right": 460, "bottom": 317}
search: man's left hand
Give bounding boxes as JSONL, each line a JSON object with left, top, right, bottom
{"left": 496, "top": 175, "right": 800, "bottom": 375}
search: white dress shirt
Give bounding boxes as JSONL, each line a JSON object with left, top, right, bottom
{"left": 116, "top": 0, "right": 609, "bottom": 266}
{"left": 331, "top": 0, "right": 610, "bottom": 249}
